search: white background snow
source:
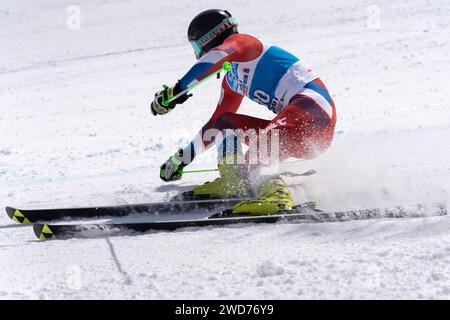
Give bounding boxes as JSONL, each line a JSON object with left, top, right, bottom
{"left": 1, "top": 0, "right": 450, "bottom": 299}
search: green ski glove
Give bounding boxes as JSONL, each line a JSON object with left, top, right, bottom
{"left": 160, "top": 149, "right": 189, "bottom": 182}
{"left": 150, "top": 81, "right": 192, "bottom": 116}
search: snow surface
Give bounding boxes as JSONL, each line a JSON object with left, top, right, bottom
{"left": 1, "top": 0, "right": 450, "bottom": 299}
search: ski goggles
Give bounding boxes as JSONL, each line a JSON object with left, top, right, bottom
{"left": 190, "top": 40, "right": 203, "bottom": 59}
{"left": 190, "top": 17, "right": 238, "bottom": 59}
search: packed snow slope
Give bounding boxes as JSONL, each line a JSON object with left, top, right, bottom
{"left": 1, "top": 0, "right": 450, "bottom": 299}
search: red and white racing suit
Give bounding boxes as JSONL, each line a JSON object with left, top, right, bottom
{"left": 178, "top": 33, "right": 336, "bottom": 163}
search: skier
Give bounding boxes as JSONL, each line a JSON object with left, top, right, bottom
{"left": 151, "top": 9, "right": 336, "bottom": 215}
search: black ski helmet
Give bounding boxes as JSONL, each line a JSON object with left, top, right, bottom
{"left": 188, "top": 9, "right": 239, "bottom": 59}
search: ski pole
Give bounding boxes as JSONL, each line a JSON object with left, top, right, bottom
{"left": 182, "top": 168, "right": 316, "bottom": 177}
{"left": 182, "top": 168, "right": 219, "bottom": 174}
{"left": 182, "top": 159, "right": 309, "bottom": 174}
{"left": 162, "top": 61, "right": 232, "bottom": 107}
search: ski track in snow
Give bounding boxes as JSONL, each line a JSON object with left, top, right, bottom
{"left": 1, "top": 0, "right": 450, "bottom": 299}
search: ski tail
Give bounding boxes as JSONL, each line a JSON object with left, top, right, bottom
{"left": 33, "top": 224, "right": 56, "bottom": 240}
{"left": 6, "top": 207, "right": 32, "bottom": 224}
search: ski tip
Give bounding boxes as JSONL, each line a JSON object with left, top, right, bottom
{"left": 33, "top": 224, "right": 56, "bottom": 241}
{"left": 5, "top": 207, "right": 32, "bottom": 224}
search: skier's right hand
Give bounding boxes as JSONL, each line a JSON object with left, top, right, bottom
{"left": 160, "top": 149, "right": 188, "bottom": 182}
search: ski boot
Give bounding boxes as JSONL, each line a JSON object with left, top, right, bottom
{"left": 232, "top": 176, "right": 294, "bottom": 216}
{"left": 190, "top": 160, "right": 251, "bottom": 199}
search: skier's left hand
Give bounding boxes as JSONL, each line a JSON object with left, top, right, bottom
{"left": 150, "top": 81, "right": 192, "bottom": 116}
{"left": 160, "top": 149, "right": 188, "bottom": 182}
